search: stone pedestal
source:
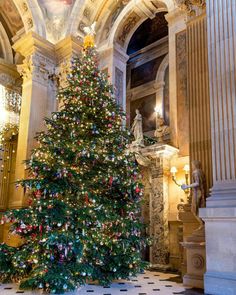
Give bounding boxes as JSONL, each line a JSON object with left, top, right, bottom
{"left": 182, "top": 228, "right": 206, "bottom": 289}
{"left": 178, "top": 204, "right": 200, "bottom": 275}
{"left": 131, "top": 143, "right": 178, "bottom": 267}
{"left": 200, "top": 208, "right": 236, "bottom": 295}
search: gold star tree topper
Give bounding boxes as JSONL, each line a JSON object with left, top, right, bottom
{"left": 83, "top": 22, "right": 96, "bottom": 49}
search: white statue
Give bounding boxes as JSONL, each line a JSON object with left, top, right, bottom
{"left": 154, "top": 116, "right": 170, "bottom": 142}
{"left": 131, "top": 109, "right": 144, "bottom": 147}
{"left": 83, "top": 22, "right": 97, "bottom": 36}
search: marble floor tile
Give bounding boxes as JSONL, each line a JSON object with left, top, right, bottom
{"left": 0, "top": 271, "right": 205, "bottom": 295}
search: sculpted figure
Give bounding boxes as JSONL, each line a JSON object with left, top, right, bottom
{"left": 181, "top": 160, "right": 207, "bottom": 230}
{"left": 131, "top": 109, "right": 144, "bottom": 147}
{"left": 154, "top": 116, "right": 170, "bottom": 142}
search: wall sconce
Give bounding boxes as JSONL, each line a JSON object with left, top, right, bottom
{"left": 170, "top": 164, "right": 190, "bottom": 193}
{"left": 154, "top": 106, "right": 162, "bottom": 117}
{"left": 170, "top": 166, "right": 181, "bottom": 187}
{"left": 183, "top": 164, "right": 190, "bottom": 185}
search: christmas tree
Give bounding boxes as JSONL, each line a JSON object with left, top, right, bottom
{"left": 0, "top": 35, "right": 147, "bottom": 294}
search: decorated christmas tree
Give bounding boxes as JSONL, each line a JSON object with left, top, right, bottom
{"left": 0, "top": 33, "right": 147, "bottom": 293}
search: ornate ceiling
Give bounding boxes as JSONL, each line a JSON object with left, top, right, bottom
{"left": 0, "top": 0, "right": 206, "bottom": 58}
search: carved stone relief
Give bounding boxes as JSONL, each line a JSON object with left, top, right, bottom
{"left": 117, "top": 12, "right": 141, "bottom": 46}
{"left": 115, "top": 67, "right": 124, "bottom": 106}
{"left": 135, "top": 144, "right": 176, "bottom": 266}
{"left": 17, "top": 53, "right": 55, "bottom": 86}
{"left": 175, "top": 0, "right": 206, "bottom": 15}
{"left": 100, "top": 0, "right": 131, "bottom": 42}
{"left": 0, "top": 0, "right": 24, "bottom": 36}
{"left": 176, "top": 30, "right": 189, "bottom": 156}
{"left": 191, "top": 253, "right": 205, "bottom": 270}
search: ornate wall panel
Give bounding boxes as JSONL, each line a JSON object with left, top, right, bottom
{"left": 176, "top": 30, "right": 189, "bottom": 156}
{"left": 115, "top": 67, "right": 124, "bottom": 106}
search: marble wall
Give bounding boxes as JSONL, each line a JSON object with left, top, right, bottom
{"left": 176, "top": 30, "right": 189, "bottom": 156}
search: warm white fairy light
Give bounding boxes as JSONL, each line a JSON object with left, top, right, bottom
{"left": 0, "top": 84, "right": 21, "bottom": 125}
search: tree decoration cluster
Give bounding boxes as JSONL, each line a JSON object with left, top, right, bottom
{"left": 0, "top": 44, "right": 148, "bottom": 293}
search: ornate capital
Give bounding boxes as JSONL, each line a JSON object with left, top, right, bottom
{"left": 55, "top": 59, "right": 72, "bottom": 88}
{"left": 17, "top": 53, "right": 55, "bottom": 85}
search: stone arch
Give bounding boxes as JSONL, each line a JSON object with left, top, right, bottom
{"left": 67, "top": 0, "right": 176, "bottom": 47}
{"left": 67, "top": 0, "right": 90, "bottom": 36}
{"left": 12, "top": 0, "right": 46, "bottom": 37}
{"left": 156, "top": 53, "right": 169, "bottom": 84}
{"left": 100, "top": 0, "right": 175, "bottom": 51}
{"left": 0, "top": 23, "right": 13, "bottom": 63}
{"left": 155, "top": 53, "right": 169, "bottom": 121}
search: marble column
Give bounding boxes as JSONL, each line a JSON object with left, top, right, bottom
{"left": 200, "top": 1, "right": 236, "bottom": 294}
{"left": 133, "top": 144, "right": 178, "bottom": 267}
{"left": 9, "top": 32, "right": 57, "bottom": 209}
{"left": 187, "top": 12, "right": 212, "bottom": 193}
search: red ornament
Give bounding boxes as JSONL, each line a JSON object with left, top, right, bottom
{"left": 35, "top": 190, "right": 41, "bottom": 198}
{"left": 109, "top": 176, "right": 113, "bottom": 186}
{"left": 135, "top": 187, "right": 141, "bottom": 193}
{"left": 85, "top": 193, "right": 89, "bottom": 205}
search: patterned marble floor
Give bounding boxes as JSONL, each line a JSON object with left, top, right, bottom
{"left": 0, "top": 271, "right": 205, "bottom": 295}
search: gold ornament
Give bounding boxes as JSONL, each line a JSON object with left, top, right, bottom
{"left": 83, "top": 35, "right": 95, "bottom": 49}
{"left": 83, "top": 22, "right": 96, "bottom": 49}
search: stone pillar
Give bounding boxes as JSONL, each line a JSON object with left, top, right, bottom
{"left": 55, "top": 35, "right": 82, "bottom": 88}
{"left": 133, "top": 144, "right": 178, "bottom": 267}
{"left": 187, "top": 12, "right": 212, "bottom": 193}
{"left": 165, "top": 9, "right": 186, "bottom": 149}
{"left": 9, "top": 32, "right": 57, "bottom": 209}
{"left": 98, "top": 45, "right": 129, "bottom": 111}
{"left": 200, "top": 1, "right": 236, "bottom": 294}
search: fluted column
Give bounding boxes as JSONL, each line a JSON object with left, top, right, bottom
{"left": 187, "top": 13, "right": 212, "bottom": 193}
{"left": 206, "top": 0, "right": 236, "bottom": 206}
{"left": 199, "top": 1, "right": 236, "bottom": 294}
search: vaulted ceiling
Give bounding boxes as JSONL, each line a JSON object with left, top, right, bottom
{"left": 0, "top": 0, "right": 24, "bottom": 42}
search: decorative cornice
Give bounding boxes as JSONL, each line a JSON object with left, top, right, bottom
{"left": 55, "top": 35, "right": 82, "bottom": 63}
{"left": 12, "top": 31, "right": 55, "bottom": 60}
